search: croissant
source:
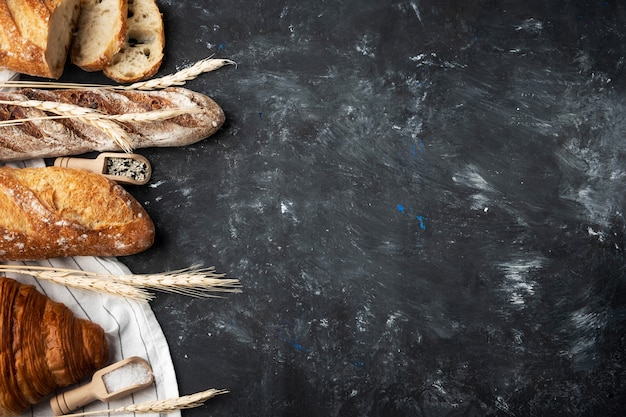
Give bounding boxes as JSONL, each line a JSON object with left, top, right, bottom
{"left": 0, "top": 276, "right": 109, "bottom": 416}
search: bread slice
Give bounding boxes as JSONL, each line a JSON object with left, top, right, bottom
{"left": 103, "top": 0, "right": 164, "bottom": 83}
{"left": 0, "top": 0, "right": 81, "bottom": 78}
{"left": 70, "top": 0, "right": 128, "bottom": 71}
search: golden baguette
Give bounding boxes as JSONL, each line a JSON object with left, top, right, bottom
{"left": 0, "top": 166, "right": 154, "bottom": 261}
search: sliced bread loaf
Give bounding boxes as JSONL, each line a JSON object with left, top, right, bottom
{"left": 0, "top": 0, "right": 81, "bottom": 78}
{"left": 70, "top": 0, "right": 128, "bottom": 71}
{"left": 103, "top": 0, "right": 164, "bottom": 83}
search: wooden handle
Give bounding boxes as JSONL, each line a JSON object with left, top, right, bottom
{"left": 54, "top": 155, "right": 105, "bottom": 174}
{"left": 50, "top": 381, "right": 100, "bottom": 416}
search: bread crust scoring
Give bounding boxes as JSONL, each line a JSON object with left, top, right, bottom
{"left": 0, "top": 166, "right": 155, "bottom": 261}
{"left": 0, "top": 87, "right": 225, "bottom": 162}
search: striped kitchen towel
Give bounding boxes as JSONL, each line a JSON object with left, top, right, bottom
{"left": 0, "top": 127, "right": 180, "bottom": 416}
{"left": 9, "top": 256, "right": 180, "bottom": 417}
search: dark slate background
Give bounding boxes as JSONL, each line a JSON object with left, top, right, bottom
{"left": 57, "top": 0, "right": 626, "bottom": 415}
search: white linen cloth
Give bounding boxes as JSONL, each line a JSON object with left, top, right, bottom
{"left": 0, "top": 71, "right": 180, "bottom": 417}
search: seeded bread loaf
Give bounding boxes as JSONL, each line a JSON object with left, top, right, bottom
{"left": 0, "top": 166, "right": 154, "bottom": 261}
{"left": 71, "top": 0, "right": 128, "bottom": 71}
{"left": 103, "top": 0, "right": 164, "bottom": 83}
{"left": 0, "top": 0, "right": 81, "bottom": 79}
{"left": 0, "top": 86, "right": 225, "bottom": 161}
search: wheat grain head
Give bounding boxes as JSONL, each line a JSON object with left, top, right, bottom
{"left": 0, "top": 99, "right": 134, "bottom": 152}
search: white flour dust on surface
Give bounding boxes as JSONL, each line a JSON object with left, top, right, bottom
{"left": 498, "top": 258, "right": 544, "bottom": 308}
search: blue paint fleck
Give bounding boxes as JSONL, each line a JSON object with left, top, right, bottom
{"left": 409, "top": 140, "right": 425, "bottom": 159}
{"left": 279, "top": 327, "right": 311, "bottom": 353}
{"left": 292, "top": 342, "right": 309, "bottom": 352}
{"left": 397, "top": 204, "right": 427, "bottom": 230}
{"left": 351, "top": 360, "right": 364, "bottom": 368}
{"left": 283, "top": 336, "right": 310, "bottom": 353}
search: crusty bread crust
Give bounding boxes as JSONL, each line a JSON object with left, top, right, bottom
{"left": 0, "top": 166, "right": 155, "bottom": 261}
{"left": 71, "top": 0, "right": 128, "bottom": 71}
{"left": 0, "top": 86, "right": 225, "bottom": 161}
{"left": 103, "top": 0, "right": 164, "bottom": 83}
{"left": 0, "top": 0, "right": 81, "bottom": 78}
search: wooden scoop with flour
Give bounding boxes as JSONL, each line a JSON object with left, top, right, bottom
{"left": 50, "top": 356, "right": 154, "bottom": 415}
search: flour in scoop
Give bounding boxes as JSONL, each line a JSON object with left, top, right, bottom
{"left": 103, "top": 361, "right": 153, "bottom": 393}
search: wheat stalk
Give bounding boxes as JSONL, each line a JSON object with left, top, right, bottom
{"left": 61, "top": 389, "right": 229, "bottom": 417}
{"left": 0, "top": 81, "right": 111, "bottom": 89}
{"left": 77, "top": 116, "right": 132, "bottom": 152}
{"left": 113, "top": 266, "right": 242, "bottom": 297}
{"left": 0, "top": 266, "right": 152, "bottom": 302}
{"left": 125, "top": 57, "right": 237, "bottom": 90}
{"left": 0, "top": 99, "right": 133, "bottom": 152}
{"left": 0, "top": 57, "right": 236, "bottom": 91}
{"left": 0, "top": 107, "right": 203, "bottom": 128}
{"left": 109, "top": 107, "right": 203, "bottom": 122}
{"left": 0, "top": 99, "right": 97, "bottom": 116}
{"left": 0, "top": 265, "right": 241, "bottom": 301}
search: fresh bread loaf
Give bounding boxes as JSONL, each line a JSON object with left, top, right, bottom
{"left": 103, "top": 0, "right": 164, "bottom": 83}
{"left": 0, "top": 86, "right": 225, "bottom": 161}
{"left": 0, "top": 275, "right": 109, "bottom": 416}
{"left": 71, "top": 0, "right": 128, "bottom": 71}
{"left": 0, "top": 0, "right": 81, "bottom": 78}
{"left": 0, "top": 166, "right": 154, "bottom": 261}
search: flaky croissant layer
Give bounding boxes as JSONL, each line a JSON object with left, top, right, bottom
{"left": 0, "top": 276, "right": 109, "bottom": 416}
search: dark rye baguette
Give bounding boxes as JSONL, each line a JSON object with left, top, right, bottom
{"left": 0, "top": 166, "right": 154, "bottom": 261}
{"left": 0, "top": 86, "right": 225, "bottom": 161}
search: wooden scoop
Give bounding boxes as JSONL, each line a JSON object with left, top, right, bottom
{"left": 50, "top": 356, "right": 154, "bottom": 416}
{"left": 54, "top": 152, "right": 152, "bottom": 185}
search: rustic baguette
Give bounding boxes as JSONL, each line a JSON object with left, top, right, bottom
{"left": 0, "top": 166, "right": 154, "bottom": 261}
{"left": 0, "top": 86, "right": 225, "bottom": 161}
{"left": 0, "top": 0, "right": 81, "bottom": 79}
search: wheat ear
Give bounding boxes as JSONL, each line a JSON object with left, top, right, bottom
{"left": 123, "top": 57, "right": 237, "bottom": 90}
{"left": 0, "top": 107, "right": 203, "bottom": 128}
{"left": 0, "top": 56, "right": 236, "bottom": 91}
{"left": 0, "top": 267, "right": 152, "bottom": 302}
{"left": 0, "top": 99, "right": 133, "bottom": 152}
{"left": 61, "top": 389, "right": 229, "bottom": 417}
{"left": 0, "top": 265, "right": 241, "bottom": 301}
{"left": 113, "top": 266, "right": 242, "bottom": 297}
{"left": 109, "top": 107, "right": 203, "bottom": 122}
